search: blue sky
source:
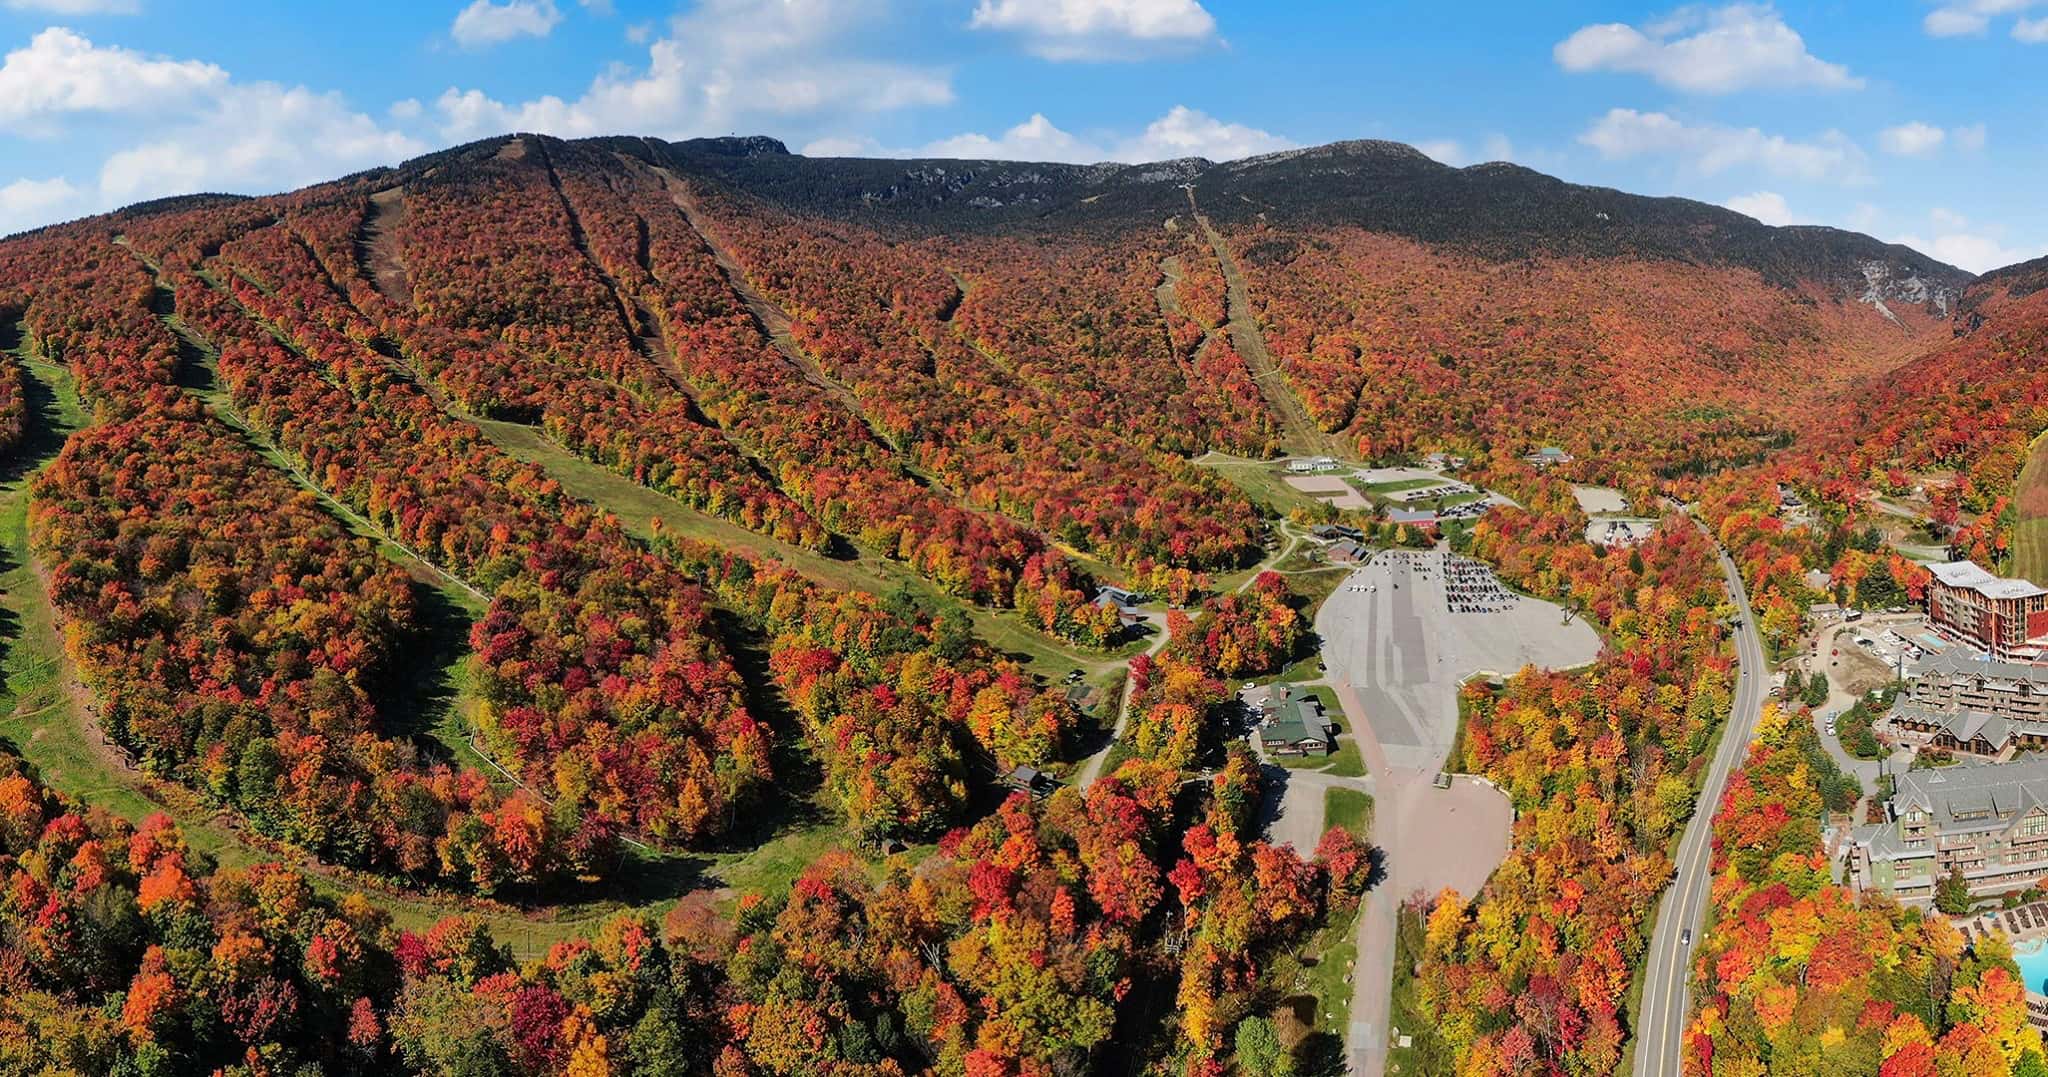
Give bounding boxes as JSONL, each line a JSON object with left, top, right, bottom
{"left": 1, "top": 0, "right": 2044, "bottom": 272}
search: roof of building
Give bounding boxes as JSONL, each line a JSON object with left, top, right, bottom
{"left": 1912, "top": 649, "right": 2048, "bottom": 687}
{"left": 1891, "top": 701, "right": 2018, "bottom": 751}
{"left": 1328, "top": 539, "right": 1368, "bottom": 561}
{"left": 1852, "top": 821, "right": 1928, "bottom": 863}
{"left": 1247, "top": 685, "right": 1332, "bottom": 744}
{"left": 1096, "top": 585, "right": 1139, "bottom": 604}
{"left": 1927, "top": 559, "right": 2048, "bottom": 600}
{"left": 1007, "top": 765, "right": 1049, "bottom": 789}
{"left": 1261, "top": 698, "right": 1331, "bottom": 744}
{"left": 1893, "top": 756, "right": 2048, "bottom": 836}
{"left": 1387, "top": 507, "right": 1438, "bottom": 525}
{"left": 1805, "top": 568, "right": 1833, "bottom": 591}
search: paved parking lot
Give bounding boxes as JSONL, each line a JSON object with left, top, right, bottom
{"left": 1319, "top": 550, "right": 1600, "bottom": 770}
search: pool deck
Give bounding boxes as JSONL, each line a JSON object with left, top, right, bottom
{"left": 1956, "top": 905, "right": 2048, "bottom": 1031}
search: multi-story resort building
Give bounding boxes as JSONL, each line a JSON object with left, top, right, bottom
{"left": 1925, "top": 560, "right": 2048, "bottom": 662}
{"left": 1883, "top": 651, "right": 2048, "bottom": 759}
{"left": 1848, "top": 757, "right": 2048, "bottom": 903}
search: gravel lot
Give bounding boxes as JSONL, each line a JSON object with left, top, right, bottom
{"left": 1572, "top": 483, "right": 1630, "bottom": 514}
{"left": 1283, "top": 474, "right": 1369, "bottom": 510}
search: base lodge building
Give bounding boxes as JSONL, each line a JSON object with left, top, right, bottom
{"left": 1884, "top": 651, "right": 2048, "bottom": 759}
{"left": 1925, "top": 560, "right": 2048, "bottom": 662}
{"left": 1847, "top": 757, "right": 2048, "bottom": 903}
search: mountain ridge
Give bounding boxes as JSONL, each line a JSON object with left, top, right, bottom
{"left": 616, "top": 131, "right": 1969, "bottom": 312}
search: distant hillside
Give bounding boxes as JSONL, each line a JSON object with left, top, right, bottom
{"left": 614, "top": 134, "right": 1968, "bottom": 313}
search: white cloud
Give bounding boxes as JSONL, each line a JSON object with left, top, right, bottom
{"left": 451, "top": 0, "right": 561, "bottom": 49}
{"left": 1415, "top": 133, "right": 1515, "bottom": 167}
{"left": 1879, "top": 121, "right": 1946, "bottom": 156}
{"left": 1922, "top": 0, "right": 2046, "bottom": 37}
{"left": 1554, "top": 4, "right": 1861, "bottom": 93}
{"left": 98, "top": 83, "right": 423, "bottom": 201}
{"left": 1115, "top": 104, "right": 1289, "bottom": 161}
{"left": 2, "top": 0, "right": 139, "bottom": 12}
{"left": 921, "top": 112, "right": 1097, "bottom": 160}
{"left": 1896, "top": 207, "right": 2043, "bottom": 273}
{"left": 436, "top": 0, "right": 951, "bottom": 141}
{"left": 799, "top": 135, "right": 880, "bottom": 157}
{"left": 1579, "top": 108, "right": 1865, "bottom": 182}
{"left": 2016, "top": 15, "right": 2048, "bottom": 40}
{"left": 812, "top": 107, "right": 1291, "bottom": 164}
{"left": 1877, "top": 121, "right": 1988, "bottom": 156}
{"left": 0, "top": 27, "right": 226, "bottom": 135}
{"left": 1898, "top": 231, "right": 2041, "bottom": 273}
{"left": 968, "top": 0, "right": 1218, "bottom": 60}
{"left": 0, "top": 176, "right": 84, "bottom": 236}
{"left": 0, "top": 29, "right": 420, "bottom": 231}
{"left": 1416, "top": 140, "right": 1464, "bottom": 166}
{"left": 1724, "top": 190, "right": 1797, "bottom": 225}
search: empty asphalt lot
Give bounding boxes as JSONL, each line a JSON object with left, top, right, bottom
{"left": 1320, "top": 550, "right": 1601, "bottom": 771}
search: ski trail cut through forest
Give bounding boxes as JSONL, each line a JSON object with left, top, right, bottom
{"left": 650, "top": 167, "right": 889, "bottom": 437}
{"left": 650, "top": 164, "right": 976, "bottom": 503}
{"left": 1153, "top": 255, "right": 1202, "bottom": 372}
{"left": 360, "top": 188, "right": 413, "bottom": 308}
{"left": 1185, "top": 188, "right": 1339, "bottom": 459}
{"left": 534, "top": 141, "right": 671, "bottom": 376}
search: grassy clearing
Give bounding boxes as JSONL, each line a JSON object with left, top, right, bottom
{"left": 1290, "top": 562, "right": 1350, "bottom": 623}
{"left": 1272, "top": 651, "right": 1328, "bottom": 684}
{"left": 1388, "top": 907, "right": 1456, "bottom": 1074}
{"left": 465, "top": 415, "right": 1116, "bottom": 681}
{"left": 1359, "top": 478, "right": 1439, "bottom": 495}
{"left": 1323, "top": 786, "right": 1373, "bottom": 836}
{"left": 1316, "top": 739, "right": 1367, "bottom": 779}
{"left": 1267, "top": 903, "right": 1362, "bottom": 1068}
{"left": 1195, "top": 452, "right": 1331, "bottom": 517}
{"left": 2012, "top": 429, "right": 2048, "bottom": 584}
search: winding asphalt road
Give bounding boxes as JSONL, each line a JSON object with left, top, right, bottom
{"left": 1631, "top": 532, "right": 1767, "bottom": 1077}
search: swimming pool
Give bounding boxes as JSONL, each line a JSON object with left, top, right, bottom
{"left": 2014, "top": 937, "right": 2048, "bottom": 995}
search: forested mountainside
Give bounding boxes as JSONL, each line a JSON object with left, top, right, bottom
{"left": 0, "top": 130, "right": 2033, "bottom": 1076}
{"left": 633, "top": 134, "right": 1968, "bottom": 484}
